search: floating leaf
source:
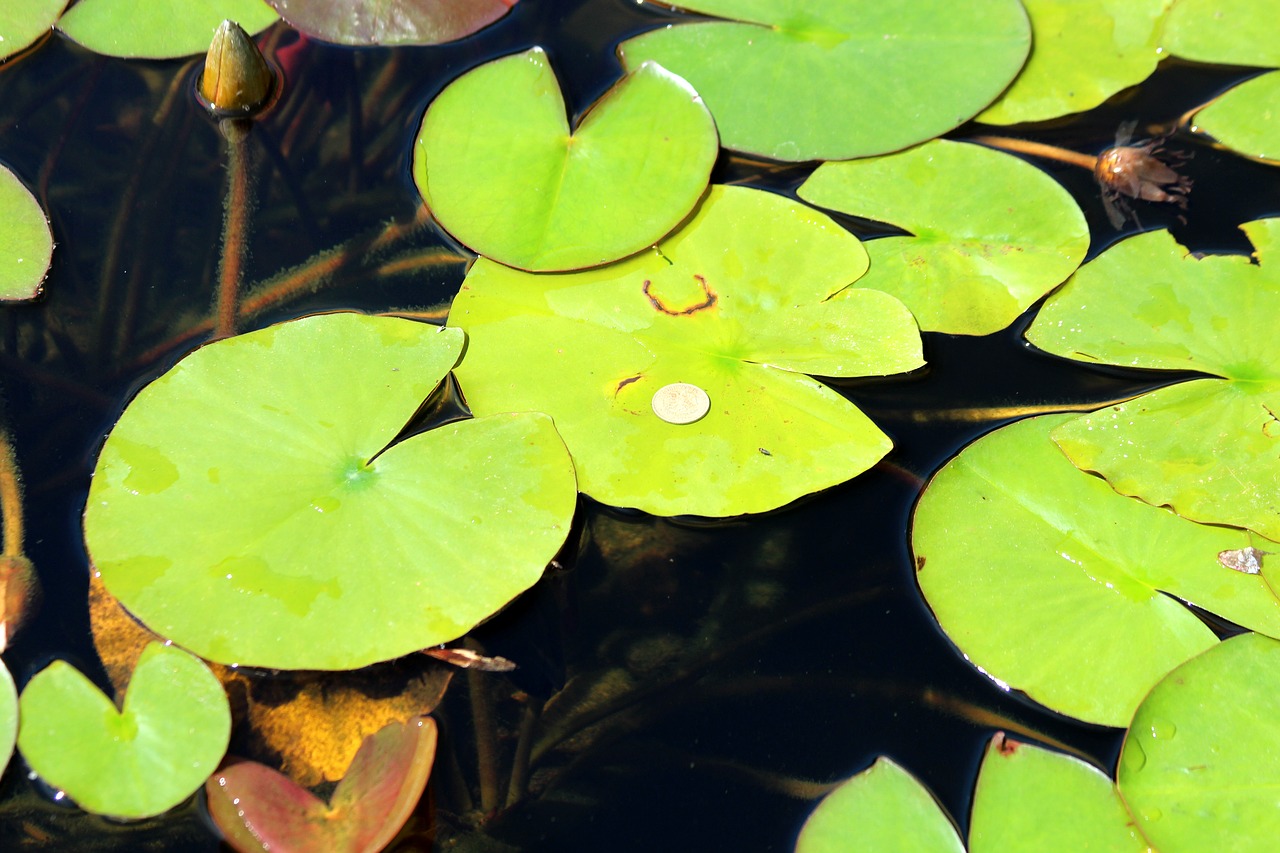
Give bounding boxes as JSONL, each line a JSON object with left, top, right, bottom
{"left": 969, "top": 734, "right": 1147, "bottom": 852}
{"left": 913, "top": 413, "right": 1280, "bottom": 726}
{"left": 1162, "top": 0, "right": 1280, "bottom": 66}
{"left": 414, "top": 48, "right": 717, "bottom": 272}
{"left": 17, "top": 643, "right": 230, "bottom": 819}
{"left": 208, "top": 716, "right": 437, "bottom": 853}
{"left": 0, "top": 163, "right": 52, "bottom": 302}
{"left": 1193, "top": 71, "right": 1280, "bottom": 164}
{"left": 0, "top": 0, "right": 66, "bottom": 61}
{"left": 85, "top": 313, "right": 577, "bottom": 670}
{"left": 1119, "top": 632, "right": 1280, "bottom": 853}
{"left": 449, "top": 185, "right": 923, "bottom": 517}
{"left": 795, "top": 757, "right": 963, "bottom": 853}
{"left": 798, "top": 139, "right": 1088, "bottom": 335}
{"left": 974, "top": 0, "right": 1171, "bottom": 125}
{"left": 266, "top": 0, "right": 516, "bottom": 45}
{"left": 1026, "top": 221, "right": 1280, "bottom": 539}
{"left": 57, "top": 0, "right": 278, "bottom": 59}
{"left": 0, "top": 659, "right": 15, "bottom": 778}
{"left": 618, "top": 0, "right": 1030, "bottom": 161}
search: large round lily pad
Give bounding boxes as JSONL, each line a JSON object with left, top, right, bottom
{"left": 1162, "top": 0, "right": 1280, "bottom": 66}
{"left": 1119, "top": 633, "right": 1280, "bottom": 853}
{"left": 414, "top": 48, "right": 717, "bottom": 272}
{"left": 17, "top": 643, "right": 230, "bottom": 819}
{"left": 85, "top": 313, "right": 577, "bottom": 670}
{"left": 266, "top": 0, "right": 516, "bottom": 45}
{"left": 449, "top": 185, "right": 924, "bottom": 517}
{"left": 913, "top": 413, "right": 1280, "bottom": 726}
{"left": 618, "top": 0, "right": 1030, "bottom": 161}
{"left": 1026, "top": 220, "right": 1280, "bottom": 539}
{"left": 1194, "top": 71, "right": 1280, "bottom": 164}
{"left": 798, "top": 139, "right": 1088, "bottom": 335}
{"left": 0, "top": 0, "right": 66, "bottom": 61}
{"left": 57, "top": 0, "right": 278, "bottom": 59}
{"left": 0, "top": 163, "right": 53, "bottom": 302}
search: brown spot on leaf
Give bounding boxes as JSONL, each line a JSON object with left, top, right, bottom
{"left": 643, "top": 274, "right": 717, "bottom": 315}
{"left": 993, "top": 731, "right": 1020, "bottom": 755}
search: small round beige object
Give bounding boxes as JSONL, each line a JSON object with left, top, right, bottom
{"left": 651, "top": 382, "right": 710, "bottom": 425}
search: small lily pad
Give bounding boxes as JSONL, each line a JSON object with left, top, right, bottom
{"left": 0, "top": 163, "right": 53, "bottom": 302}
{"left": 208, "top": 716, "right": 437, "bottom": 853}
{"left": 798, "top": 139, "right": 1088, "bottom": 335}
{"left": 1194, "top": 71, "right": 1280, "bottom": 164}
{"left": 0, "top": 659, "right": 15, "bottom": 777}
{"left": 0, "top": 0, "right": 67, "bottom": 61}
{"left": 57, "top": 0, "right": 278, "bottom": 59}
{"left": 618, "top": 0, "right": 1030, "bottom": 161}
{"left": 85, "top": 313, "right": 577, "bottom": 670}
{"left": 1119, "top": 632, "right": 1280, "bottom": 853}
{"left": 1026, "top": 221, "right": 1280, "bottom": 539}
{"left": 1163, "top": 0, "right": 1280, "bottom": 66}
{"left": 266, "top": 0, "right": 516, "bottom": 45}
{"left": 17, "top": 642, "right": 230, "bottom": 819}
{"left": 449, "top": 185, "right": 923, "bottom": 517}
{"left": 796, "top": 757, "right": 964, "bottom": 852}
{"left": 913, "top": 413, "right": 1280, "bottom": 726}
{"left": 414, "top": 48, "right": 717, "bottom": 272}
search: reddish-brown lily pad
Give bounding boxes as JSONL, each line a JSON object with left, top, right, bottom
{"left": 265, "top": 0, "right": 517, "bottom": 46}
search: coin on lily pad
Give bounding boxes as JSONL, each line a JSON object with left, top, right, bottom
{"left": 449, "top": 185, "right": 923, "bottom": 517}
{"left": 414, "top": 47, "right": 717, "bottom": 272}
{"left": 84, "top": 313, "right": 577, "bottom": 670}
{"left": 57, "top": 0, "right": 279, "bottom": 59}
{"left": 0, "top": 163, "right": 53, "bottom": 302}
{"left": 17, "top": 642, "right": 230, "bottom": 819}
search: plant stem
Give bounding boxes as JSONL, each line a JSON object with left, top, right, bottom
{"left": 215, "top": 119, "right": 255, "bottom": 339}
{"left": 505, "top": 698, "right": 541, "bottom": 808}
{"left": 467, "top": 665, "right": 501, "bottom": 814}
{"left": 969, "top": 134, "right": 1099, "bottom": 171}
{"left": 0, "top": 429, "right": 24, "bottom": 558}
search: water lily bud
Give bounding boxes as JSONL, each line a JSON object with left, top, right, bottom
{"left": 199, "top": 20, "right": 274, "bottom": 118}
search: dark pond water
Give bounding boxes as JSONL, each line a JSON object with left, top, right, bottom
{"left": 0, "top": 1, "right": 1277, "bottom": 850}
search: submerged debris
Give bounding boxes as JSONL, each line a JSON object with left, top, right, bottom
{"left": 1094, "top": 123, "right": 1193, "bottom": 229}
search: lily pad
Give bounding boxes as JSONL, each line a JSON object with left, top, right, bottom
{"left": 618, "top": 0, "right": 1030, "bottom": 161}
{"left": 414, "top": 48, "right": 717, "bottom": 272}
{"left": 449, "top": 185, "right": 924, "bottom": 517}
{"left": 1026, "top": 221, "right": 1280, "bottom": 539}
{"left": 1162, "top": 0, "right": 1280, "bottom": 66}
{"left": 795, "top": 757, "right": 963, "bottom": 853}
{"left": 1119, "top": 632, "right": 1280, "bottom": 853}
{"left": 1194, "top": 71, "right": 1280, "bottom": 164}
{"left": 913, "top": 413, "right": 1280, "bottom": 726}
{"left": 974, "top": 0, "right": 1171, "bottom": 125}
{"left": 207, "top": 716, "right": 437, "bottom": 853}
{"left": 85, "top": 312, "right": 577, "bottom": 670}
{"left": 0, "top": 163, "right": 53, "bottom": 302}
{"left": 57, "top": 0, "right": 278, "bottom": 59}
{"left": 798, "top": 139, "right": 1088, "bottom": 335}
{"left": 0, "top": 0, "right": 66, "bottom": 61}
{"left": 16, "top": 642, "right": 230, "bottom": 819}
{"left": 0, "top": 659, "right": 15, "bottom": 777}
{"left": 266, "top": 0, "right": 515, "bottom": 45}
{"left": 969, "top": 735, "right": 1147, "bottom": 852}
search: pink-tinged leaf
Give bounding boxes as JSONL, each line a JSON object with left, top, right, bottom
{"left": 207, "top": 716, "right": 437, "bottom": 853}
{"left": 266, "top": 0, "right": 518, "bottom": 46}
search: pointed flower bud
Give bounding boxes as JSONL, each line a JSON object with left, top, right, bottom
{"left": 199, "top": 20, "right": 275, "bottom": 118}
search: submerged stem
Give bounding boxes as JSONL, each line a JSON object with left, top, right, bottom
{"left": 0, "top": 429, "right": 22, "bottom": 558}
{"left": 215, "top": 120, "right": 255, "bottom": 339}
{"left": 969, "top": 135, "right": 1099, "bottom": 171}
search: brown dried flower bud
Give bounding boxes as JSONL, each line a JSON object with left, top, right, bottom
{"left": 1094, "top": 132, "right": 1192, "bottom": 229}
{"left": 199, "top": 20, "right": 275, "bottom": 118}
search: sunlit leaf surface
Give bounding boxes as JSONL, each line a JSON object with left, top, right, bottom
{"left": 266, "top": 0, "right": 516, "bottom": 45}
{"left": 0, "top": 0, "right": 66, "bottom": 61}
{"left": 1194, "top": 70, "right": 1280, "bottom": 163}
{"left": 1027, "top": 221, "right": 1280, "bottom": 539}
{"left": 799, "top": 140, "right": 1088, "bottom": 335}
{"left": 0, "top": 660, "right": 15, "bottom": 778}
{"left": 1163, "top": 0, "right": 1280, "bottom": 66}
{"left": 618, "top": 0, "right": 1030, "bottom": 161}
{"left": 0, "top": 163, "right": 52, "bottom": 302}
{"left": 57, "top": 0, "right": 278, "bottom": 59}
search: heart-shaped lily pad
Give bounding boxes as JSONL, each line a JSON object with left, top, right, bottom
{"left": 1026, "top": 220, "right": 1280, "bottom": 539}
{"left": 449, "top": 185, "right": 923, "bottom": 517}
{"left": 208, "top": 716, "right": 437, "bottom": 853}
{"left": 266, "top": 0, "right": 516, "bottom": 45}
{"left": 618, "top": 0, "right": 1030, "bottom": 161}
{"left": 414, "top": 47, "right": 717, "bottom": 272}
{"left": 1194, "top": 71, "right": 1280, "bottom": 163}
{"left": 798, "top": 139, "right": 1088, "bottom": 335}
{"left": 913, "top": 413, "right": 1280, "bottom": 726}
{"left": 57, "top": 0, "right": 279, "bottom": 59}
{"left": 1162, "top": 0, "right": 1280, "bottom": 66}
{"left": 0, "top": 163, "right": 53, "bottom": 302}
{"left": 85, "top": 313, "right": 577, "bottom": 670}
{"left": 17, "top": 642, "right": 230, "bottom": 819}
{"left": 0, "top": 0, "right": 66, "bottom": 61}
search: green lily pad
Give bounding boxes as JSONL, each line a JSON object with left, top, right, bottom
{"left": 0, "top": 163, "right": 53, "bottom": 302}
{"left": 1119, "top": 632, "right": 1280, "bottom": 853}
{"left": 1194, "top": 71, "right": 1280, "bottom": 164}
{"left": 266, "top": 0, "right": 515, "bottom": 45}
{"left": 798, "top": 140, "right": 1088, "bottom": 335}
{"left": 16, "top": 643, "right": 230, "bottom": 819}
{"left": 414, "top": 48, "right": 717, "bottom": 272}
{"left": 208, "top": 716, "right": 437, "bottom": 853}
{"left": 974, "top": 0, "right": 1171, "bottom": 125}
{"left": 57, "top": 0, "right": 278, "bottom": 59}
{"left": 0, "top": 0, "right": 66, "bottom": 61}
{"left": 913, "top": 413, "right": 1280, "bottom": 726}
{"left": 618, "top": 0, "right": 1030, "bottom": 161}
{"left": 449, "top": 185, "right": 923, "bottom": 517}
{"left": 0, "top": 659, "right": 15, "bottom": 777}
{"left": 1162, "top": 0, "right": 1280, "bottom": 66}
{"left": 1026, "top": 221, "right": 1280, "bottom": 539}
{"left": 85, "top": 313, "right": 577, "bottom": 670}
{"left": 969, "top": 735, "right": 1147, "bottom": 852}
{"left": 796, "top": 757, "right": 964, "bottom": 853}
